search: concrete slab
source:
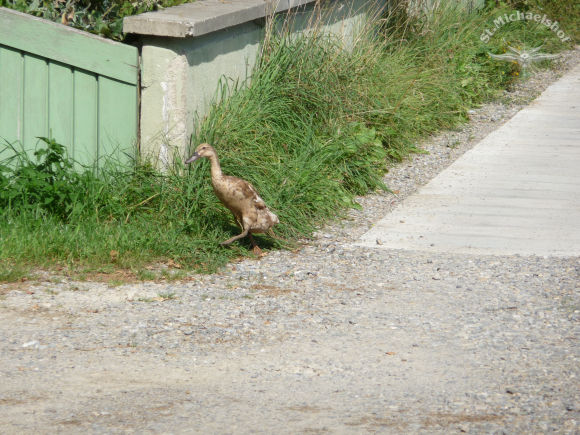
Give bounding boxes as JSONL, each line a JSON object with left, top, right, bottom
{"left": 123, "top": 0, "right": 316, "bottom": 37}
{"left": 357, "top": 67, "right": 580, "bottom": 257}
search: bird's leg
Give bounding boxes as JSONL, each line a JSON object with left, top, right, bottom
{"left": 221, "top": 229, "right": 249, "bottom": 245}
{"left": 249, "top": 233, "right": 263, "bottom": 256}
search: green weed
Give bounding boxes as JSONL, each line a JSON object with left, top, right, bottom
{"left": 0, "top": 264, "right": 33, "bottom": 283}
{"left": 136, "top": 270, "right": 157, "bottom": 281}
{"left": 157, "top": 292, "right": 177, "bottom": 300}
{"left": 137, "top": 298, "right": 155, "bottom": 303}
{"left": 160, "top": 269, "right": 188, "bottom": 281}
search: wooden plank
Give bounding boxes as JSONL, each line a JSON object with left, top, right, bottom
{"left": 48, "top": 61, "right": 74, "bottom": 150}
{"left": 73, "top": 70, "right": 98, "bottom": 166}
{"left": 0, "top": 45, "right": 23, "bottom": 147}
{"left": 0, "top": 7, "right": 138, "bottom": 85}
{"left": 98, "top": 76, "right": 138, "bottom": 164}
{"left": 22, "top": 53, "right": 48, "bottom": 152}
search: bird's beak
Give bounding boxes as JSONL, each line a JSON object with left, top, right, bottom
{"left": 184, "top": 152, "right": 200, "bottom": 164}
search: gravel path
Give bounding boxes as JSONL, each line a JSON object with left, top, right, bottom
{"left": 1, "top": 51, "right": 579, "bottom": 435}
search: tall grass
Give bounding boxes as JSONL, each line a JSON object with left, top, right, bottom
{"left": 0, "top": 0, "right": 575, "bottom": 275}
{"left": 489, "top": 0, "right": 580, "bottom": 40}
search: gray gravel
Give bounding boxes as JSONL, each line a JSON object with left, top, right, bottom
{"left": 1, "top": 50, "right": 579, "bottom": 435}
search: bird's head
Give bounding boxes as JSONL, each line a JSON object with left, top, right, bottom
{"left": 184, "top": 143, "right": 216, "bottom": 164}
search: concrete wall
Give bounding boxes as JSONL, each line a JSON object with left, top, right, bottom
{"left": 139, "top": 21, "right": 262, "bottom": 164}
{"left": 135, "top": 0, "right": 387, "bottom": 164}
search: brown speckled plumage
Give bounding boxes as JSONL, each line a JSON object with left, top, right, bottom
{"left": 185, "top": 144, "right": 279, "bottom": 254}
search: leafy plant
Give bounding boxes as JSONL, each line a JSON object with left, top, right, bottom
{"left": 0, "top": 137, "right": 88, "bottom": 219}
{"left": 0, "top": 0, "right": 195, "bottom": 40}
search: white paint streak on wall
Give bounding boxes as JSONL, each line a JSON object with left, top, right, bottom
{"left": 159, "top": 80, "right": 168, "bottom": 165}
{"left": 156, "top": 54, "right": 188, "bottom": 166}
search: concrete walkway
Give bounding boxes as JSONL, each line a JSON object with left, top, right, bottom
{"left": 358, "top": 67, "right": 580, "bottom": 257}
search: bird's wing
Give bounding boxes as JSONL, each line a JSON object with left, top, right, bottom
{"left": 245, "top": 183, "right": 268, "bottom": 209}
{"left": 532, "top": 53, "right": 562, "bottom": 61}
{"left": 253, "top": 194, "right": 268, "bottom": 210}
{"left": 528, "top": 40, "right": 548, "bottom": 54}
{"left": 488, "top": 52, "right": 519, "bottom": 61}
{"left": 224, "top": 176, "right": 269, "bottom": 209}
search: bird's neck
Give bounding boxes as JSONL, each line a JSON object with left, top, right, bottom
{"left": 208, "top": 154, "right": 223, "bottom": 181}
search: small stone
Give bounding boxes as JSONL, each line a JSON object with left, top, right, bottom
{"left": 22, "top": 341, "right": 39, "bottom": 348}
{"left": 126, "top": 290, "right": 138, "bottom": 300}
{"left": 376, "top": 239, "right": 383, "bottom": 245}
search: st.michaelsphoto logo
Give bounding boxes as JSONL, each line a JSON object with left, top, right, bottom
{"left": 480, "top": 11, "right": 571, "bottom": 44}
{"left": 481, "top": 11, "right": 570, "bottom": 76}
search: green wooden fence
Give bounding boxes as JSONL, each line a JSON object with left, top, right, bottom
{"left": 0, "top": 8, "right": 139, "bottom": 165}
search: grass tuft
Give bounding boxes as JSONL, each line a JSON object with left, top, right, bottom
{"left": 0, "top": 264, "right": 34, "bottom": 283}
